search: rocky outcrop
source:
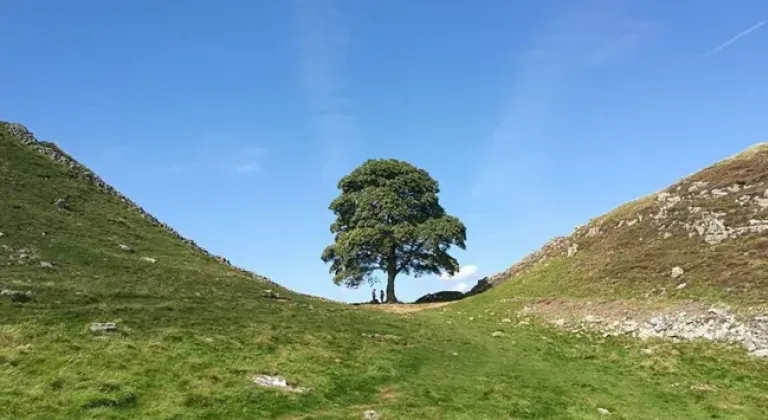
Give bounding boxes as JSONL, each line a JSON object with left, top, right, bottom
{"left": 522, "top": 303, "right": 768, "bottom": 358}
{"left": 1, "top": 122, "right": 278, "bottom": 287}
{"left": 465, "top": 277, "right": 492, "bottom": 296}
{"left": 415, "top": 290, "right": 465, "bottom": 304}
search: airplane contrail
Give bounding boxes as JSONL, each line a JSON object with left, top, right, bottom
{"left": 704, "top": 20, "right": 766, "bottom": 57}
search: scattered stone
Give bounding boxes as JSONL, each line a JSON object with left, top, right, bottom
{"left": 583, "top": 315, "right": 603, "bottom": 323}
{"left": 501, "top": 318, "right": 512, "bottom": 323}
{"left": 262, "top": 289, "right": 289, "bottom": 300}
{"left": 597, "top": 408, "right": 611, "bottom": 415}
{"left": 90, "top": 322, "right": 117, "bottom": 332}
{"left": 362, "top": 333, "right": 401, "bottom": 341}
{"left": 752, "top": 349, "right": 768, "bottom": 358}
{"left": 691, "top": 384, "right": 716, "bottom": 392}
{"left": 39, "top": 261, "right": 54, "bottom": 269}
{"left": 671, "top": 267, "right": 684, "bottom": 279}
{"left": 0, "top": 232, "right": 4, "bottom": 237}
{"left": 676, "top": 283, "right": 687, "bottom": 290}
{"left": 491, "top": 331, "right": 504, "bottom": 337}
{"left": 586, "top": 226, "right": 601, "bottom": 237}
{"left": 118, "top": 244, "right": 134, "bottom": 253}
{"left": 362, "top": 410, "right": 380, "bottom": 420}
{"left": 54, "top": 198, "right": 69, "bottom": 210}
{"left": 567, "top": 243, "right": 579, "bottom": 257}
{"left": 663, "top": 232, "right": 673, "bottom": 239}
{"left": 687, "top": 181, "right": 709, "bottom": 193}
{"left": 1, "top": 289, "right": 33, "bottom": 303}
{"left": 251, "top": 374, "right": 309, "bottom": 393}
{"left": 140, "top": 257, "right": 156, "bottom": 264}
{"left": 451, "top": 352, "right": 459, "bottom": 356}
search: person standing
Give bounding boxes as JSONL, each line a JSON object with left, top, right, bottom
{"left": 371, "top": 288, "right": 377, "bottom": 303}
{"left": 380, "top": 289, "right": 385, "bottom": 304}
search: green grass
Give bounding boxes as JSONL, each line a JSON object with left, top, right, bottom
{"left": 2, "top": 123, "right": 768, "bottom": 419}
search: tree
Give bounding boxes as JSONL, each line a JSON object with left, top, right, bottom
{"left": 321, "top": 158, "right": 467, "bottom": 303}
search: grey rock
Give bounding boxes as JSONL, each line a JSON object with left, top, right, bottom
{"left": 0, "top": 232, "right": 4, "bottom": 237}
{"left": 118, "top": 244, "right": 134, "bottom": 253}
{"left": 1, "top": 289, "right": 33, "bottom": 303}
{"left": 598, "top": 408, "right": 611, "bottom": 415}
{"left": 90, "top": 322, "right": 117, "bottom": 332}
{"left": 362, "top": 410, "right": 380, "bottom": 420}
{"left": 39, "top": 261, "right": 54, "bottom": 269}
{"left": 54, "top": 198, "right": 69, "bottom": 210}
{"left": 140, "top": 256, "right": 156, "bottom": 264}
{"left": 491, "top": 331, "right": 504, "bottom": 337}
{"left": 751, "top": 349, "right": 768, "bottom": 357}
{"left": 671, "top": 266, "right": 684, "bottom": 279}
{"left": 676, "top": 283, "right": 687, "bottom": 290}
{"left": 251, "top": 374, "right": 310, "bottom": 393}
{"left": 501, "top": 318, "right": 512, "bottom": 323}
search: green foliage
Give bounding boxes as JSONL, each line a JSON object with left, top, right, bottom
{"left": 321, "top": 159, "right": 466, "bottom": 301}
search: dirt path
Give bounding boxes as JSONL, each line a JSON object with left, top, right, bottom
{"left": 358, "top": 301, "right": 457, "bottom": 313}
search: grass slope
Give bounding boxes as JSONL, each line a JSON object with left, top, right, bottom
{"left": 490, "top": 143, "right": 768, "bottom": 307}
{"left": 2, "top": 123, "right": 767, "bottom": 419}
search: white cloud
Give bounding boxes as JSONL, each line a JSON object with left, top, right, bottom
{"left": 454, "top": 282, "right": 470, "bottom": 293}
{"left": 439, "top": 264, "right": 478, "bottom": 281}
{"left": 233, "top": 162, "right": 262, "bottom": 174}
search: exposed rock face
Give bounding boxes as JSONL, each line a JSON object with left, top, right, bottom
{"left": 1, "top": 122, "right": 277, "bottom": 287}
{"left": 534, "top": 305, "right": 768, "bottom": 358}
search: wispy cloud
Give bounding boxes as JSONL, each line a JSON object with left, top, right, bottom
{"left": 439, "top": 264, "right": 479, "bottom": 281}
{"left": 164, "top": 146, "right": 266, "bottom": 176}
{"left": 471, "top": 1, "right": 657, "bottom": 199}
{"left": 294, "top": 0, "right": 358, "bottom": 183}
{"left": 703, "top": 20, "right": 766, "bottom": 57}
{"left": 233, "top": 162, "right": 262, "bottom": 174}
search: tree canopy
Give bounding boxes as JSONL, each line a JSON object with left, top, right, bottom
{"left": 321, "top": 158, "right": 467, "bottom": 302}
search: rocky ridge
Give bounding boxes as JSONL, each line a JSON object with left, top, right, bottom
{"left": 489, "top": 142, "right": 768, "bottom": 287}
{"left": 1, "top": 122, "right": 280, "bottom": 288}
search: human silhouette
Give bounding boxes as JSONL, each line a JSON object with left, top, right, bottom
{"left": 380, "top": 289, "right": 385, "bottom": 304}
{"left": 371, "top": 288, "right": 378, "bottom": 304}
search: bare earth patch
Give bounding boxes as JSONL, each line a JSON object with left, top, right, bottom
{"left": 360, "top": 302, "right": 457, "bottom": 313}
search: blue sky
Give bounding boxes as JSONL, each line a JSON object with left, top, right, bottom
{"left": 2, "top": 0, "right": 767, "bottom": 302}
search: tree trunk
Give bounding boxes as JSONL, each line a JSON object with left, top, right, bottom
{"left": 386, "top": 252, "right": 398, "bottom": 303}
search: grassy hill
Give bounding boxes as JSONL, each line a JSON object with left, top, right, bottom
{"left": 488, "top": 142, "right": 768, "bottom": 306}
{"left": 2, "top": 122, "right": 768, "bottom": 419}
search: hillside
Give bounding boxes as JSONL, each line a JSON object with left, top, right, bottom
{"left": 489, "top": 142, "right": 768, "bottom": 305}
{"left": 2, "top": 122, "right": 768, "bottom": 419}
